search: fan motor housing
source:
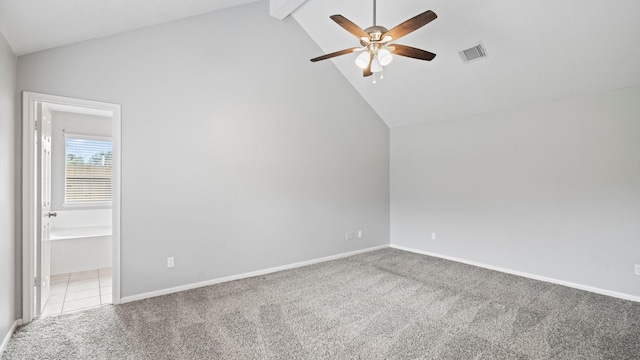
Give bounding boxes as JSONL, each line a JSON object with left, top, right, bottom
{"left": 364, "top": 26, "right": 389, "bottom": 42}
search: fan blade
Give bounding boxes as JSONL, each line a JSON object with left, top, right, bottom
{"left": 389, "top": 44, "right": 436, "bottom": 61}
{"left": 363, "top": 53, "right": 374, "bottom": 77}
{"left": 382, "top": 10, "right": 437, "bottom": 43}
{"left": 311, "top": 47, "right": 362, "bottom": 62}
{"left": 330, "top": 15, "right": 370, "bottom": 39}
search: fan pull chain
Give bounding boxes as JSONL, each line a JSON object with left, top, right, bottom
{"left": 373, "top": 73, "right": 377, "bottom": 84}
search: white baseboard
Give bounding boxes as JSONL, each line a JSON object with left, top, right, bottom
{"left": 391, "top": 244, "right": 640, "bottom": 303}
{"left": 121, "top": 245, "right": 389, "bottom": 304}
{"left": 1, "top": 319, "right": 22, "bottom": 356}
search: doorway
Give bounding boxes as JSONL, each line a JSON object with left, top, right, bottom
{"left": 22, "top": 92, "right": 122, "bottom": 324}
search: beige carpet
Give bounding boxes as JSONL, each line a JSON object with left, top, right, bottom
{"left": 3, "top": 248, "right": 640, "bottom": 359}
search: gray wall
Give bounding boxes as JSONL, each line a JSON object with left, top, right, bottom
{"left": 391, "top": 85, "right": 640, "bottom": 297}
{"left": 17, "top": 0, "right": 390, "bottom": 298}
{"left": 0, "top": 32, "right": 17, "bottom": 337}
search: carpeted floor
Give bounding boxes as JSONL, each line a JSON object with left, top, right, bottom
{"left": 3, "top": 248, "right": 640, "bottom": 359}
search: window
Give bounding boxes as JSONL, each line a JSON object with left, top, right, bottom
{"left": 65, "top": 135, "right": 113, "bottom": 205}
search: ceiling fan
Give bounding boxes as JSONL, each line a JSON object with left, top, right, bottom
{"left": 310, "top": 0, "right": 437, "bottom": 83}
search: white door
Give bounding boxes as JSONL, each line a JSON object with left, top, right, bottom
{"left": 35, "top": 103, "right": 53, "bottom": 316}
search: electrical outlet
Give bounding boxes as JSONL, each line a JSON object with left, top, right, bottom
{"left": 431, "top": 233, "right": 436, "bottom": 240}
{"left": 346, "top": 231, "right": 355, "bottom": 241}
{"left": 635, "top": 264, "right": 640, "bottom": 275}
{"left": 167, "top": 257, "right": 175, "bottom": 268}
{"left": 358, "top": 230, "right": 363, "bottom": 238}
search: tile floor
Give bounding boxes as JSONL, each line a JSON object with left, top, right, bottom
{"left": 42, "top": 268, "right": 112, "bottom": 317}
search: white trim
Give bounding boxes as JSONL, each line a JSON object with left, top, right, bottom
{"left": 21, "top": 92, "right": 122, "bottom": 323}
{"left": 121, "top": 245, "right": 389, "bottom": 304}
{"left": 21, "top": 93, "right": 36, "bottom": 324}
{"left": 0, "top": 319, "right": 22, "bottom": 356}
{"left": 391, "top": 244, "right": 640, "bottom": 303}
{"left": 62, "top": 202, "right": 112, "bottom": 208}
{"left": 112, "top": 104, "right": 121, "bottom": 305}
{"left": 63, "top": 132, "right": 112, "bottom": 142}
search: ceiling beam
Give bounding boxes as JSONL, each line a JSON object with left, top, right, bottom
{"left": 270, "top": 0, "right": 308, "bottom": 20}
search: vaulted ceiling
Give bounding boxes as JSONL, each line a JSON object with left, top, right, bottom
{"left": 0, "top": 0, "right": 263, "bottom": 55}
{"left": 1, "top": 0, "right": 639, "bottom": 127}
{"left": 295, "top": 0, "right": 640, "bottom": 127}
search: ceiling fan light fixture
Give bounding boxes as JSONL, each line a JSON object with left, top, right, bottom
{"left": 378, "top": 48, "right": 393, "bottom": 66}
{"left": 355, "top": 51, "right": 370, "bottom": 69}
{"left": 371, "top": 56, "right": 384, "bottom": 73}
{"left": 310, "top": 1, "right": 438, "bottom": 81}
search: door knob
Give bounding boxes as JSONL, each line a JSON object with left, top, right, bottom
{"left": 46, "top": 212, "right": 57, "bottom": 218}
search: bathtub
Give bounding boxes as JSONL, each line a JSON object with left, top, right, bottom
{"left": 50, "top": 226, "right": 112, "bottom": 275}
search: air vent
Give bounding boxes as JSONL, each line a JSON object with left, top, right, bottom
{"left": 460, "top": 43, "right": 488, "bottom": 63}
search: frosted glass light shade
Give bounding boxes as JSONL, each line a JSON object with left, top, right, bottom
{"left": 355, "top": 52, "right": 370, "bottom": 69}
{"left": 378, "top": 48, "right": 393, "bottom": 66}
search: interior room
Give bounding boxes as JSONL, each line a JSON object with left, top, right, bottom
{"left": 41, "top": 106, "right": 114, "bottom": 316}
{"left": 1, "top": 0, "right": 639, "bottom": 359}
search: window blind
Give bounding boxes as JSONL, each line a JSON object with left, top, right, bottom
{"left": 65, "top": 135, "right": 113, "bottom": 204}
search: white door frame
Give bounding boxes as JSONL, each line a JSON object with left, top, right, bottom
{"left": 22, "top": 91, "right": 122, "bottom": 324}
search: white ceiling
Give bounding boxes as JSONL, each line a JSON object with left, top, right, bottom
{"left": 1, "top": 0, "right": 639, "bottom": 128}
{"left": 0, "top": 0, "right": 260, "bottom": 55}
{"left": 293, "top": 0, "right": 640, "bottom": 127}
